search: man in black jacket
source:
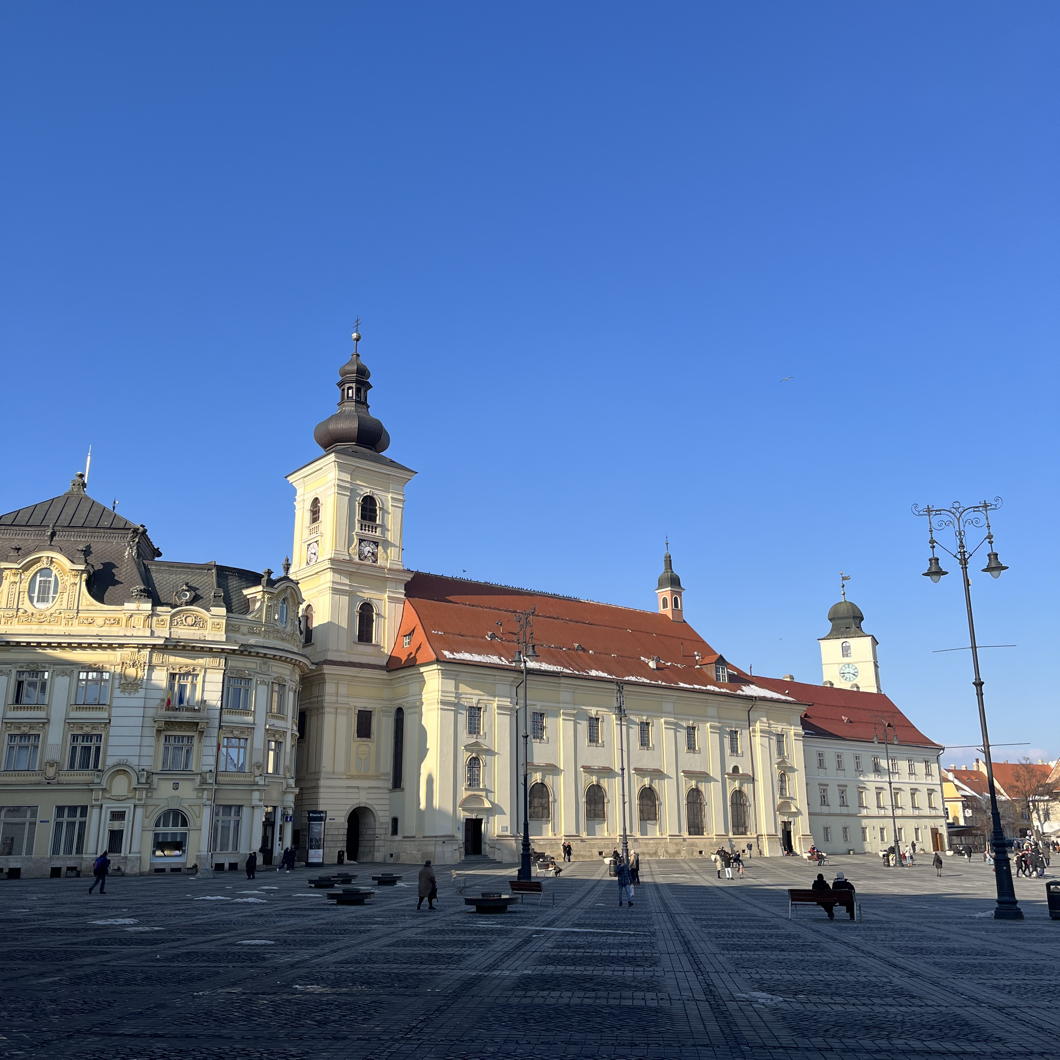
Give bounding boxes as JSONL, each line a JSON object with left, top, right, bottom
{"left": 811, "top": 872, "right": 835, "bottom": 919}
{"left": 831, "top": 871, "right": 856, "bottom": 920}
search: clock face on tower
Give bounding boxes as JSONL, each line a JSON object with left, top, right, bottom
{"left": 357, "top": 538, "right": 379, "bottom": 563}
{"left": 305, "top": 541, "right": 318, "bottom": 565}
{"left": 839, "top": 663, "right": 859, "bottom": 682}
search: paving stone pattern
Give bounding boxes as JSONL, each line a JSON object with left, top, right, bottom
{"left": 3, "top": 854, "right": 1058, "bottom": 1059}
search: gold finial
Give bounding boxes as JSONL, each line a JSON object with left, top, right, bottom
{"left": 352, "top": 318, "right": 362, "bottom": 351}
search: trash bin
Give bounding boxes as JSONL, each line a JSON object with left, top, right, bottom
{"left": 337, "top": 849, "right": 345, "bottom": 865}
{"left": 1047, "top": 880, "right": 1060, "bottom": 920}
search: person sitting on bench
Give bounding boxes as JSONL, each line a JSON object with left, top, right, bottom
{"left": 810, "top": 872, "right": 835, "bottom": 920}
{"left": 831, "top": 871, "right": 856, "bottom": 920}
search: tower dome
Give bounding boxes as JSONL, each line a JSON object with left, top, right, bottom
{"left": 824, "top": 598, "right": 866, "bottom": 638}
{"left": 657, "top": 550, "right": 683, "bottom": 590}
{"left": 313, "top": 331, "right": 391, "bottom": 454}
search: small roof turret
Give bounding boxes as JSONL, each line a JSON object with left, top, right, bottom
{"left": 313, "top": 329, "right": 392, "bottom": 454}
{"left": 657, "top": 547, "right": 683, "bottom": 591}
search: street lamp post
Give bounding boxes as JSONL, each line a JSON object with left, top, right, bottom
{"left": 615, "top": 682, "right": 630, "bottom": 865}
{"left": 913, "top": 498, "right": 1022, "bottom": 920}
{"left": 873, "top": 720, "right": 903, "bottom": 867}
{"left": 512, "top": 610, "right": 537, "bottom": 882}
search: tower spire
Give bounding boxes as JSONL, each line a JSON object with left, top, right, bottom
{"left": 656, "top": 544, "right": 685, "bottom": 621}
{"left": 312, "top": 329, "right": 392, "bottom": 453}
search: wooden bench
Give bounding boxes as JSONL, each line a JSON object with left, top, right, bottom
{"left": 326, "top": 888, "right": 375, "bottom": 906}
{"left": 787, "top": 888, "right": 858, "bottom": 920}
{"left": 509, "top": 879, "right": 546, "bottom": 903}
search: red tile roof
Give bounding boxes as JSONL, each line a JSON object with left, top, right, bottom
{"left": 990, "top": 761, "right": 1057, "bottom": 796}
{"left": 750, "top": 675, "right": 942, "bottom": 748}
{"left": 387, "top": 573, "right": 794, "bottom": 701}
{"left": 945, "top": 768, "right": 990, "bottom": 796}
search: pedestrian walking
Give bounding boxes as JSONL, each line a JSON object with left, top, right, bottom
{"left": 712, "top": 850, "right": 722, "bottom": 879}
{"left": 616, "top": 858, "right": 634, "bottom": 907}
{"left": 732, "top": 851, "right": 744, "bottom": 877}
{"left": 629, "top": 850, "right": 640, "bottom": 885}
{"left": 932, "top": 851, "right": 943, "bottom": 877}
{"left": 417, "top": 859, "right": 437, "bottom": 910}
{"left": 88, "top": 852, "right": 110, "bottom": 895}
{"left": 811, "top": 872, "right": 835, "bottom": 920}
{"left": 722, "top": 849, "right": 733, "bottom": 880}
{"left": 245, "top": 851, "right": 257, "bottom": 880}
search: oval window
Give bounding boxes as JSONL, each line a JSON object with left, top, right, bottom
{"left": 28, "top": 568, "right": 59, "bottom": 609}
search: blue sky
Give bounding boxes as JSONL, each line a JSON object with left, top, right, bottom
{"left": 3, "top": 3, "right": 1058, "bottom": 759}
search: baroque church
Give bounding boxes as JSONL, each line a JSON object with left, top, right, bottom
{"left": 0, "top": 332, "right": 947, "bottom": 876}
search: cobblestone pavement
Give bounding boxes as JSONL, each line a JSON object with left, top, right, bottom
{"left": 3, "top": 853, "right": 1058, "bottom": 1059}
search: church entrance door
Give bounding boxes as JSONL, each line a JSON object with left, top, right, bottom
{"left": 781, "top": 822, "right": 793, "bottom": 855}
{"left": 463, "top": 818, "right": 483, "bottom": 856}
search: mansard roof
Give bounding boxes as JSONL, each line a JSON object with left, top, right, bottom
{"left": 0, "top": 489, "right": 141, "bottom": 532}
{"left": 751, "top": 675, "right": 942, "bottom": 749}
{"left": 387, "top": 572, "right": 794, "bottom": 702}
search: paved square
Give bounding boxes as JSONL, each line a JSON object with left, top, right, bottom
{"left": 3, "top": 854, "right": 1057, "bottom": 1059}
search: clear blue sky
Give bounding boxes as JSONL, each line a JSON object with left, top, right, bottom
{"left": 3, "top": 3, "right": 1058, "bottom": 759}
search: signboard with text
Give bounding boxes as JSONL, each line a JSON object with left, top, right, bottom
{"left": 306, "top": 810, "right": 327, "bottom": 865}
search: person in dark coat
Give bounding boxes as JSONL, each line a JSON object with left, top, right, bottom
{"left": 932, "top": 851, "right": 943, "bottom": 877}
{"left": 811, "top": 872, "right": 835, "bottom": 919}
{"left": 616, "top": 858, "right": 634, "bottom": 907}
{"left": 88, "top": 852, "right": 110, "bottom": 894}
{"left": 629, "top": 850, "right": 640, "bottom": 884}
{"left": 245, "top": 852, "right": 257, "bottom": 880}
{"left": 831, "top": 871, "right": 856, "bottom": 920}
{"left": 417, "top": 860, "right": 437, "bottom": 910}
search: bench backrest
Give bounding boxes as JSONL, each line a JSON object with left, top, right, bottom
{"left": 788, "top": 887, "right": 854, "bottom": 904}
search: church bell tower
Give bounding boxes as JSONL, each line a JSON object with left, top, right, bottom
{"left": 818, "top": 578, "right": 881, "bottom": 692}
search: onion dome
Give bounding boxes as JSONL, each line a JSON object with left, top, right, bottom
{"left": 823, "top": 598, "right": 866, "bottom": 638}
{"left": 313, "top": 331, "right": 391, "bottom": 453}
{"left": 657, "top": 550, "right": 683, "bottom": 590}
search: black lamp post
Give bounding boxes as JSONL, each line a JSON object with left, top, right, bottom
{"left": 873, "top": 719, "right": 903, "bottom": 867}
{"left": 512, "top": 609, "right": 537, "bottom": 882}
{"left": 615, "top": 682, "right": 631, "bottom": 865}
{"left": 913, "top": 498, "right": 1022, "bottom": 920}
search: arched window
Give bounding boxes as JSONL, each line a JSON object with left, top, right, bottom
{"left": 585, "top": 784, "right": 606, "bottom": 821}
{"left": 152, "top": 809, "right": 189, "bottom": 862}
{"left": 778, "top": 770, "right": 789, "bottom": 797}
{"left": 356, "top": 602, "right": 374, "bottom": 644}
{"left": 686, "top": 788, "right": 705, "bottom": 835}
{"left": 528, "top": 782, "right": 550, "bottom": 820}
{"left": 730, "top": 789, "right": 750, "bottom": 835}
{"left": 841, "top": 640, "right": 852, "bottom": 658}
{"left": 672, "top": 596, "right": 681, "bottom": 610}
{"left": 661, "top": 597, "right": 669, "bottom": 609}
{"left": 638, "top": 787, "right": 658, "bottom": 823}
{"left": 277, "top": 598, "right": 289, "bottom": 627}
{"left": 359, "top": 495, "right": 379, "bottom": 527}
{"left": 28, "top": 568, "right": 58, "bottom": 609}
{"left": 309, "top": 498, "right": 321, "bottom": 525}
{"left": 302, "top": 605, "right": 313, "bottom": 645}
{"left": 465, "top": 756, "right": 482, "bottom": 788}
{"left": 391, "top": 708, "right": 404, "bottom": 789}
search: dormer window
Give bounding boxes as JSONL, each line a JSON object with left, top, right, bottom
{"left": 28, "top": 568, "right": 59, "bottom": 609}
{"left": 715, "top": 662, "right": 729, "bottom": 683}
{"left": 309, "top": 498, "right": 321, "bottom": 525}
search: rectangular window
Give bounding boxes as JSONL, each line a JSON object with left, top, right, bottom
{"left": 818, "top": 784, "right": 829, "bottom": 807}
{"left": 816, "top": 751, "right": 826, "bottom": 770}
{"left": 67, "top": 733, "right": 102, "bottom": 770}
{"left": 266, "top": 738, "right": 283, "bottom": 774}
{"left": 822, "top": 826, "right": 832, "bottom": 843}
{"left": 890, "top": 759, "right": 899, "bottom": 775}
{"left": 74, "top": 670, "right": 110, "bottom": 705}
{"left": 857, "top": 788, "right": 867, "bottom": 808}
{"left": 728, "top": 729, "right": 740, "bottom": 754}
{"left": 854, "top": 754, "right": 863, "bottom": 772}
{"left": 924, "top": 761, "right": 934, "bottom": 779}
{"left": 927, "top": 790, "right": 937, "bottom": 809}
{"left": 390, "top": 816, "right": 399, "bottom": 837}
{"left": 639, "top": 721, "right": 652, "bottom": 749}
{"left": 685, "top": 725, "right": 698, "bottom": 752}
{"left": 587, "top": 716, "right": 601, "bottom": 746}
{"left": 531, "top": 712, "right": 546, "bottom": 741}
{"left": 879, "top": 826, "right": 887, "bottom": 842}
{"left": 893, "top": 790, "right": 903, "bottom": 809}
{"left": 467, "top": 705, "right": 482, "bottom": 736}
{"left": 775, "top": 733, "right": 785, "bottom": 756}
{"left": 841, "top": 826, "right": 849, "bottom": 842}
{"left": 220, "top": 736, "right": 248, "bottom": 772}
{"left": 402, "top": 632, "right": 412, "bottom": 648}
{"left": 715, "top": 662, "right": 729, "bottom": 682}
{"left": 907, "top": 760, "right": 916, "bottom": 777}
{"left": 107, "top": 809, "right": 126, "bottom": 854}
{"left": 835, "top": 753, "right": 845, "bottom": 771}
{"left": 910, "top": 790, "right": 920, "bottom": 810}
{"left": 914, "top": 827, "right": 922, "bottom": 842}
{"left": 356, "top": 710, "right": 373, "bottom": 739}
{"left": 897, "top": 826, "right": 904, "bottom": 841}
{"left": 162, "top": 734, "right": 195, "bottom": 771}
{"left": 875, "top": 789, "right": 885, "bottom": 809}
{"left": 269, "top": 682, "right": 285, "bottom": 716}
{"left": 838, "top": 785, "right": 848, "bottom": 807}
{"left": 167, "top": 672, "right": 199, "bottom": 709}
{"left": 14, "top": 670, "right": 48, "bottom": 705}
{"left": 4, "top": 733, "right": 41, "bottom": 771}
{"left": 51, "top": 805, "right": 88, "bottom": 855}
{"left": 860, "top": 827, "right": 868, "bottom": 841}
{"left": 0, "top": 805, "right": 37, "bottom": 856}
{"left": 212, "top": 805, "right": 242, "bottom": 852}
{"left": 872, "top": 756, "right": 882, "bottom": 774}
{"left": 225, "top": 677, "right": 253, "bottom": 711}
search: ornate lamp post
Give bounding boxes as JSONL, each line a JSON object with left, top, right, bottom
{"left": 512, "top": 610, "right": 537, "bottom": 882}
{"left": 873, "top": 720, "right": 903, "bottom": 867}
{"left": 614, "top": 682, "right": 631, "bottom": 865}
{"left": 913, "top": 498, "right": 1022, "bottom": 920}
